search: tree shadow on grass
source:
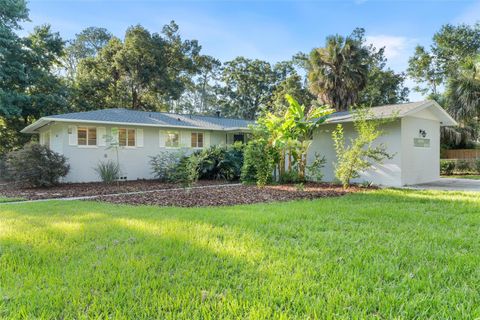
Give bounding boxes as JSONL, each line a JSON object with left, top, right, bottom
{"left": 3, "top": 190, "right": 480, "bottom": 318}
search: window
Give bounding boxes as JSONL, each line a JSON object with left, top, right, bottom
{"left": 78, "top": 127, "right": 97, "bottom": 146}
{"left": 191, "top": 132, "right": 204, "bottom": 148}
{"left": 119, "top": 128, "right": 136, "bottom": 147}
{"left": 165, "top": 131, "right": 179, "bottom": 148}
{"left": 233, "top": 133, "right": 244, "bottom": 143}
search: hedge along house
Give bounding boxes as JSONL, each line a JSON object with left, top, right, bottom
{"left": 21, "top": 108, "right": 253, "bottom": 182}
{"left": 309, "top": 100, "right": 457, "bottom": 187}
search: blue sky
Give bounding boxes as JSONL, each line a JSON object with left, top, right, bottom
{"left": 23, "top": 0, "right": 480, "bottom": 101}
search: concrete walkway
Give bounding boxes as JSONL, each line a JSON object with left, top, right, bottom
{"left": 409, "top": 178, "right": 480, "bottom": 192}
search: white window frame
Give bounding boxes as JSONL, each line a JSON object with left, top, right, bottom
{"left": 77, "top": 126, "right": 97, "bottom": 147}
{"left": 165, "top": 131, "right": 180, "bottom": 148}
{"left": 191, "top": 132, "right": 204, "bottom": 149}
{"left": 118, "top": 128, "right": 136, "bottom": 148}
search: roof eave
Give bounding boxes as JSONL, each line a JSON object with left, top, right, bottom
{"left": 22, "top": 117, "right": 252, "bottom": 132}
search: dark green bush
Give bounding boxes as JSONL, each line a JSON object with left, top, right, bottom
{"left": 5, "top": 142, "right": 70, "bottom": 187}
{"left": 197, "top": 143, "right": 244, "bottom": 181}
{"left": 440, "top": 160, "right": 455, "bottom": 176}
{"left": 476, "top": 159, "right": 480, "bottom": 174}
{"left": 241, "top": 139, "right": 275, "bottom": 186}
{"left": 171, "top": 153, "right": 205, "bottom": 187}
{"left": 279, "top": 170, "right": 301, "bottom": 184}
{"left": 150, "top": 149, "right": 187, "bottom": 182}
{"left": 456, "top": 159, "right": 471, "bottom": 172}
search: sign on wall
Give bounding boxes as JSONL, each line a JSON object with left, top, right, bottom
{"left": 414, "top": 138, "right": 430, "bottom": 148}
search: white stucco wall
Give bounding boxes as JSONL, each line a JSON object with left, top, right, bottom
{"left": 400, "top": 115, "right": 440, "bottom": 185}
{"left": 308, "top": 120, "right": 403, "bottom": 187}
{"left": 38, "top": 123, "right": 235, "bottom": 183}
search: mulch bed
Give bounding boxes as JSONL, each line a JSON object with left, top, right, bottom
{"left": 93, "top": 183, "right": 364, "bottom": 207}
{"left": 0, "top": 180, "right": 227, "bottom": 201}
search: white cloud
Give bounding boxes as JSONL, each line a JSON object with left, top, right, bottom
{"left": 366, "top": 34, "right": 422, "bottom": 101}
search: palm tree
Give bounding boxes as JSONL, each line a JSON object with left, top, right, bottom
{"left": 307, "top": 35, "right": 369, "bottom": 111}
{"left": 447, "top": 57, "right": 480, "bottom": 120}
{"left": 444, "top": 56, "right": 480, "bottom": 147}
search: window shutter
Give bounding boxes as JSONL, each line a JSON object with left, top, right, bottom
{"left": 159, "top": 130, "right": 166, "bottom": 147}
{"left": 111, "top": 127, "right": 119, "bottom": 146}
{"left": 204, "top": 132, "right": 210, "bottom": 148}
{"left": 136, "top": 128, "right": 144, "bottom": 147}
{"left": 97, "top": 127, "right": 106, "bottom": 146}
{"left": 68, "top": 126, "right": 77, "bottom": 146}
{"left": 181, "top": 131, "right": 191, "bottom": 148}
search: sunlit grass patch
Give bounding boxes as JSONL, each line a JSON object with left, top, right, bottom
{"left": 1, "top": 189, "right": 480, "bottom": 318}
{"left": 0, "top": 196, "right": 24, "bottom": 203}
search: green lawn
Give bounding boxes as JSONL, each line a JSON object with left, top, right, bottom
{"left": 1, "top": 189, "right": 480, "bottom": 318}
{"left": 443, "top": 174, "right": 480, "bottom": 180}
{"left": 0, "top": 196, "right": 24, "bottom": 203}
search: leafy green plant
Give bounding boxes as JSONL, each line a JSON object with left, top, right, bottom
{"left": 456, "top": 159, "right": 471, "bottom": 172}
{"left": 306, "top": 153, "right": 326, "bottom": 182}
{"left": 440, "top": 159, "right": 455, "bottom": 175}
{"left": 332, "top": 107, "right": 393, "bottom": 189}
{"left": 279, "top": 170, "right": 301, "bottom": 184}
{"left": 241, "top": 139, "right": 275, "bottom": 187}
{"left": 172, "top": 153, "right": 206, "bottom": 188}
{"left": 476, "top": 159, "right": 480, "bottom": 174}
{"left": 197, "top": 143, "right": 244, "bottom": 181}
{"left": 94, "top": 160, "right": 121, "bottom": 184}
{"left": 4, "top": 142, "right": 70, "bottom": 187}
{"left": 150, "top": 149, "right": 187, "bottom": 182}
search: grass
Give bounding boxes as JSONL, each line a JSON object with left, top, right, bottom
{"left": 442, "top": 174, "right": 480, "bottom": 180}
{"left": 0, "top": 196, "right": 24, "bottom": 203}
{"left": 1, "top": 189, "right": 480, "bottom": 318}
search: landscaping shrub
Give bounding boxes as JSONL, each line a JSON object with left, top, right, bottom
{"left": 94, "top": 160, "right": 120, "bottom": 183}
{"left": 241, "top": 139, "right": 275, "bottom": 187}
{"left": 171, "top": 153, "right": 206, "bottom": 188}
{"left": 150, "top": 149, "right": 187, "bottom": 182}
{"left": 332, "top": 107, "right": 393, "bottom": 189}
{"left": 476, "top": 159, "right": 480, "bottom": 174}
{"left": 279, "top": 170, "right": 301, "bottom": 184}
{"left": 4, "top": 142, "right": 70, "bottom": 187}
{"left": 0, "top": 155, "right": 9, "bottom": 181}
{"left": 306, "top": 153, "right": 326, "bottom": 182}
{"left": 440, "top": 159, "right": 455, "bottom": 175}
{"left": 456, "top": 159, "right": 471, "bottom": 172}
{"left": 197, "top": 143, "right": 244, "bottom": 181}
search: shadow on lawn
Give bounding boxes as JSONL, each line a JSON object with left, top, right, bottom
{"left": 2, "top": 189, "right": 480, "bottom": 318}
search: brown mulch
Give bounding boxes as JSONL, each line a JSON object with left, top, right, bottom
{"left": 0, "top": 180, "right": 228, "bottom": 201}
{"left": 93, "top": 183, "right": 365, "bottom": 207}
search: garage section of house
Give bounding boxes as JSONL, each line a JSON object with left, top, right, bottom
{"left": 309, "top": 100, "right": 457, "bottom": 187}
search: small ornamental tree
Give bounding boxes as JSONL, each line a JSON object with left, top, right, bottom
{"left": 5, "top": 142, "right": 70, "bottom": 187}
{"left": 253, "top": 94, "right": 333, "bottom": 184}
{"left": 332, "top": 107, "right": 394, "bottom": 189}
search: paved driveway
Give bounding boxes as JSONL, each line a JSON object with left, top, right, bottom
{"left": 410, "top": 178, "right": 480, "bottom": 192}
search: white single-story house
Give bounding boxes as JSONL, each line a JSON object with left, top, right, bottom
{"left": 22, "top": 100, "right": 457, "bottom": 186}
{"left": 21, "top": 108, "right": 253, "bottom": 182}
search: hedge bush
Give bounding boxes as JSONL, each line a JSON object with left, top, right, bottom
{"left": 440, "top": 160, "right": 455, "bottom": 175}
{"left": 4, "top": 143, "right": 70, "bottom": 187}
{"left": 197, "top": 143, "right": 244, "bottom": 181}
{"left": 150, "top": 149, "right": 187, "bottom": 182}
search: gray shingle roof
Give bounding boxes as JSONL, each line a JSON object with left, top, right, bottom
{"left": 46, "top": 108, "right": 254, "bottom": 130}
{"left": 326, "top": 101, "right": 430, "bottom": 124}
